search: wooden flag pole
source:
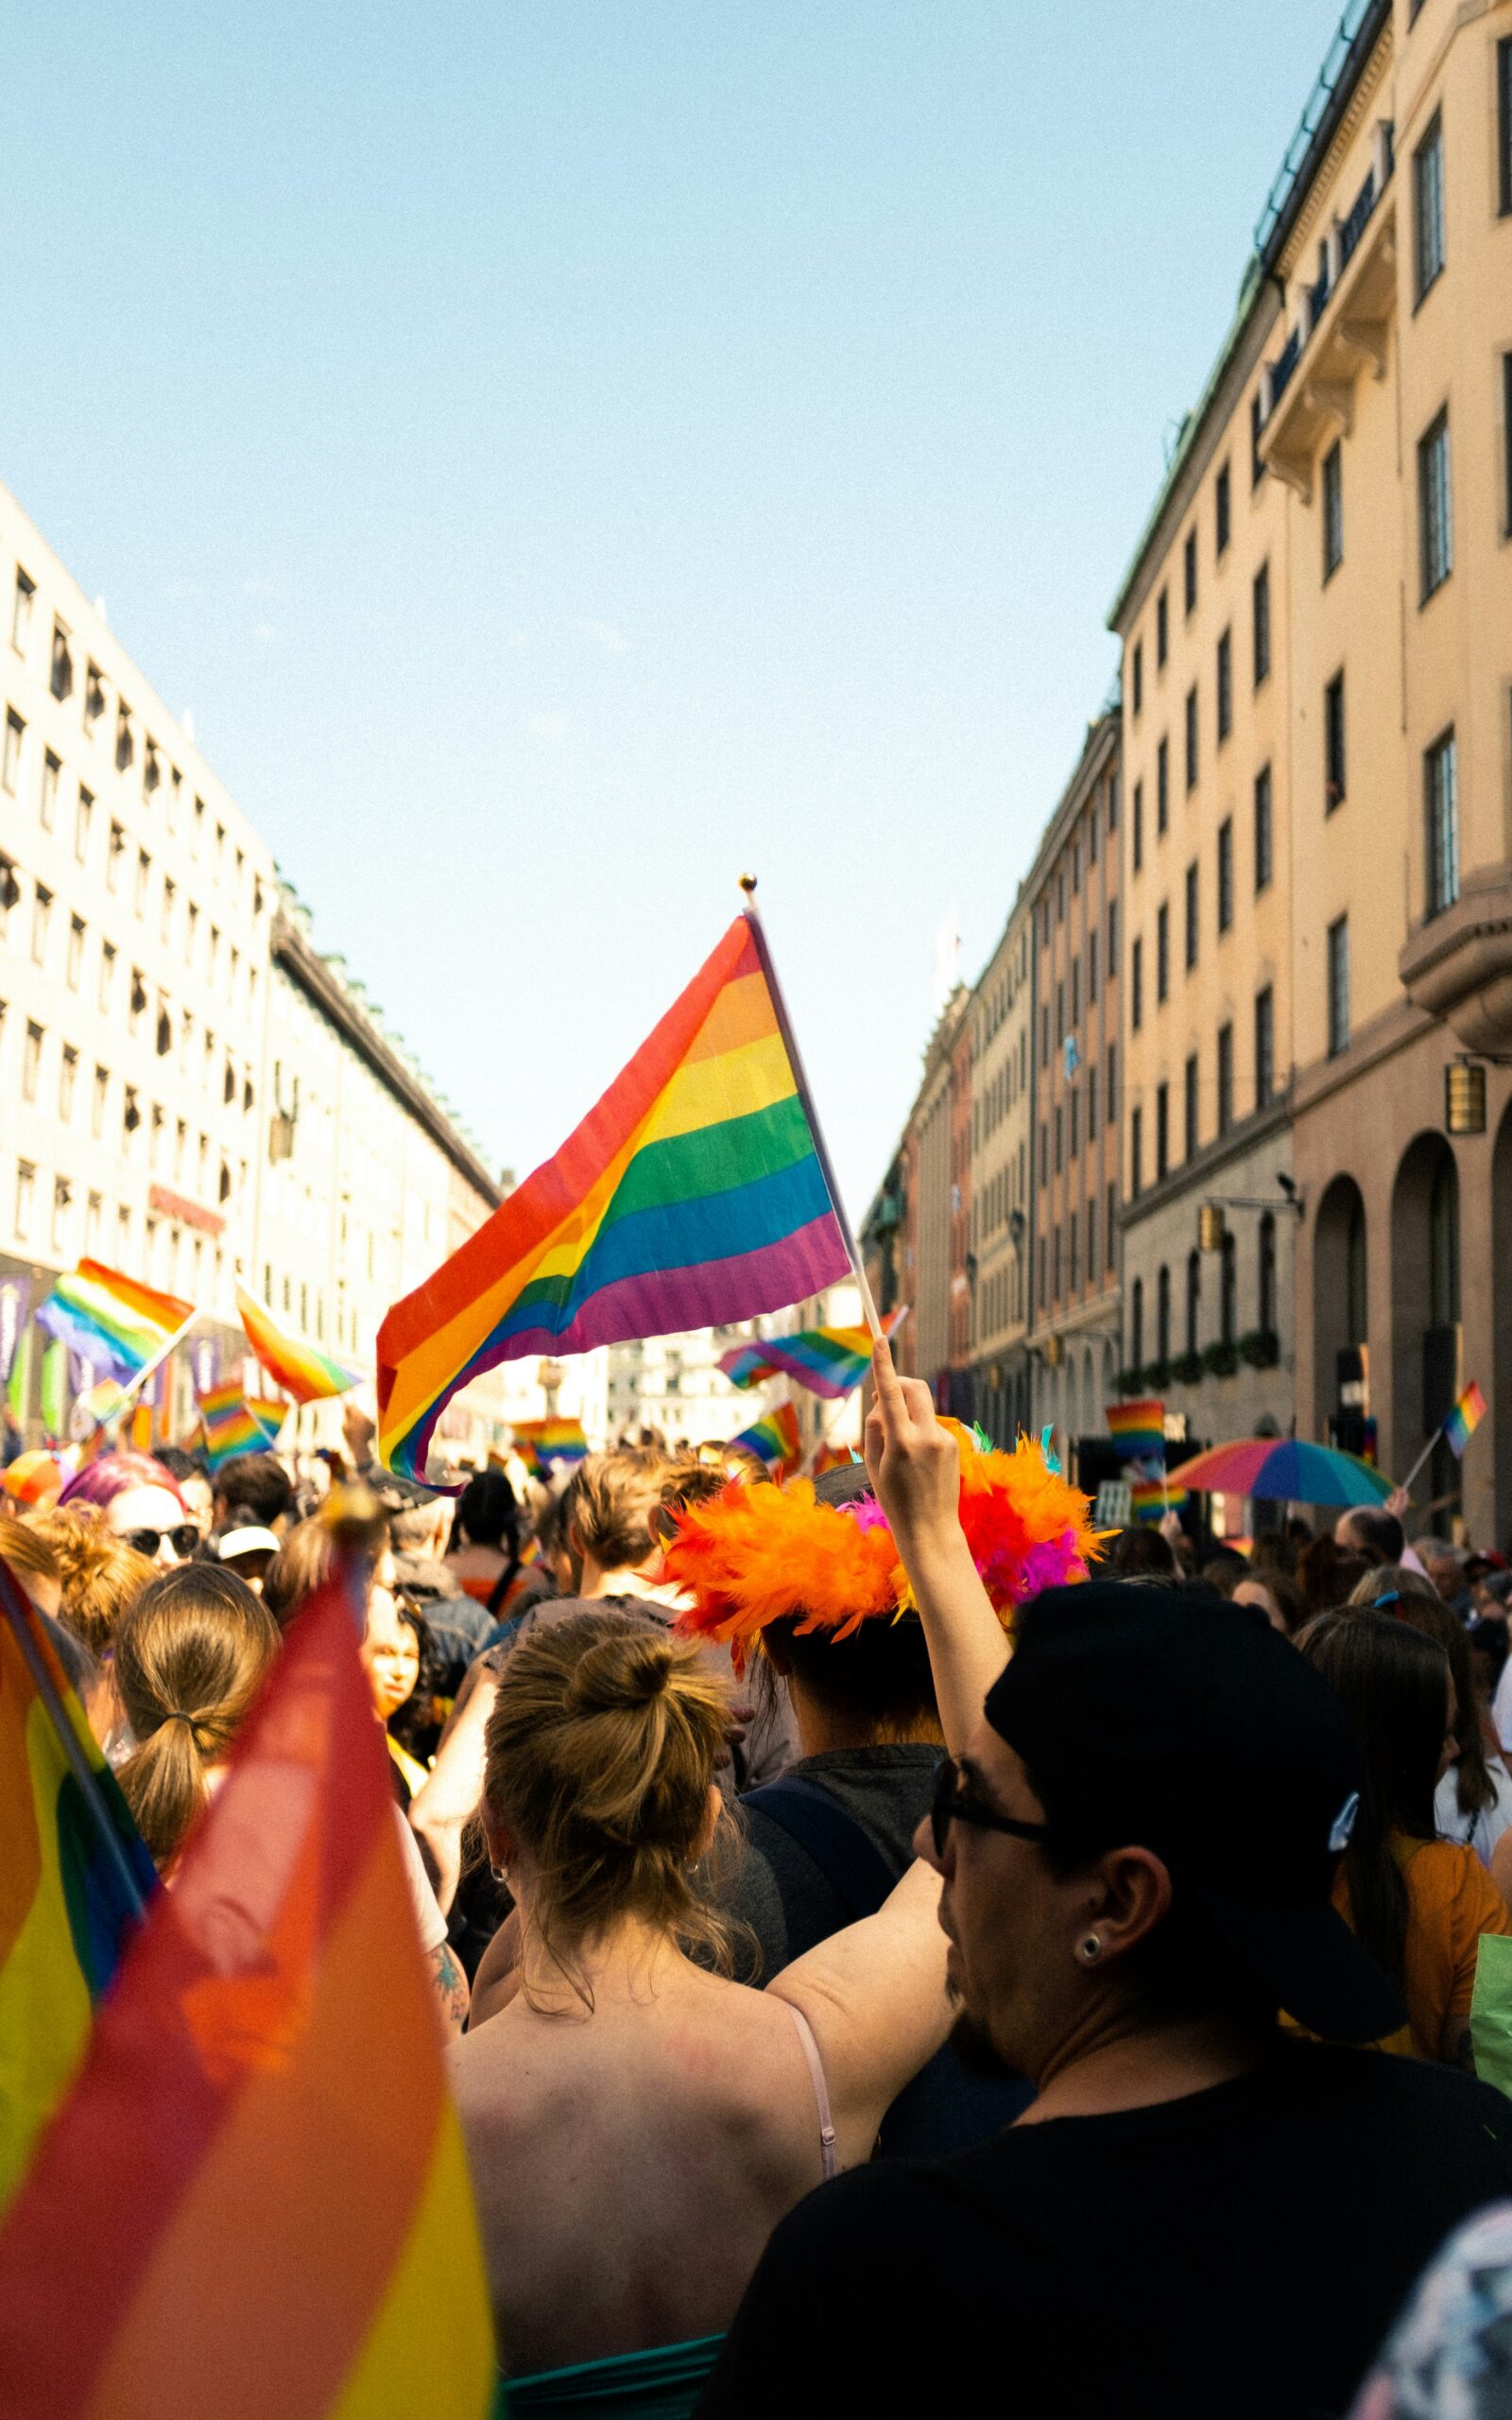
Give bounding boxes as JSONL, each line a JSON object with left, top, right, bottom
{"left": 75, "top": 1308, "right": 199, "bottom": 1446}
{"left": 738, "top": 875, "right": 885, "bottom": 1346}
{"left": 1398, "top": 1419, "right": 1446, "bottom": 1502}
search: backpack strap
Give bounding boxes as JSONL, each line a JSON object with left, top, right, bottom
{"left": 742, "top": 1774, "right": 899, "bottom": 1924}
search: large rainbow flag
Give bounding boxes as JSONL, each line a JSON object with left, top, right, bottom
{"left": 730, "top": 1401, "right": 802, "bottom": 1477}
{"left": 196, "top": 1382, "right": 281, "bottom": 1473}
{"left": 237, "top": 1288, "right": 363, "bottom": 1406}
{"left": 34, "top": 1262, "right": 192, "bottom": 1387}
{"left": 0, "top": 1557, "right": 157, "bottom": 2217}
{"left": 0, "top": 1565, "right": 496, "bottom": 2419}
{"left": 378, "top": 916, "right": 851, "bottom": 1482}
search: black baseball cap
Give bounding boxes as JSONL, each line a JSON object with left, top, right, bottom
{"left": 984, "top": 1582, "right": 1406, "bottom": 2045}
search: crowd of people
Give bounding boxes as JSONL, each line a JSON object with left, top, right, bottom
{"left": 9, "top": 1374, "right": 1512, "bottom": 2415}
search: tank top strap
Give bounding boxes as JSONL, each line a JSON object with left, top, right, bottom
{"left": 782, "top": 1997, "right": 838, "bottom": 2181}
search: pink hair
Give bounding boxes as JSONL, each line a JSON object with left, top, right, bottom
{"left": 59, "top": 1450, "right": 185, "bottom": 1513}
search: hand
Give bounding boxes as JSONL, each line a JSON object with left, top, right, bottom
{"left": 864, "top": 1338, "right": 960, "bottom": 1549}
{"left": 342, "top": 1398, "right": 377, "bottom": 1468}
{"left": 1159, "top": 1509, "right": 1183, "bottom": 1546}
{"left": 1385, "top": 1485, "right": 1411, "bottom": 1519}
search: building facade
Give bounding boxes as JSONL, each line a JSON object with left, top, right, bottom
{"left": 969, "top": 896, "right": 1034, "bottom": 1445}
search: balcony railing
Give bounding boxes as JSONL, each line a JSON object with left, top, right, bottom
{"left": 1260, "top": 122, "right": 1392, "bottom": 426}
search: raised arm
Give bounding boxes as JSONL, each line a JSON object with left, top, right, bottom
{"left": 409, "top": 1663, "right": 499, "bottom": 1912}
{"left": 766, "top": 1858, "right": 949, "bottom": 2166}
{"left": 863, "top": 1338, "right": 1007, "bottom": 1754}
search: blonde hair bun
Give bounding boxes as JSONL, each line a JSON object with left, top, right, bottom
{"left": 565, "top": 1630, "right": 677, "bottom": 1715}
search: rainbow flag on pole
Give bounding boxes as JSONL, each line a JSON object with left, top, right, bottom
{"left": 34, "top": 1262, "right": 192, "bottom": 1387}
{"left": 0, "top": 1566, "right": 496, "bottom": 2419}
{"left": 237, "top": 1287, "right": 363, "bottom": 1406}
{"left": 1106, "top": 1399, "right": 1166, "bottom": 1463}
{"left": 509, "top": 1418, "right": 589, "bottom": 1470}
{"left": 196, "top": 1383, "right": 281, "bottom": 1473}
{"left": 1445, "top": 1380, "right": 1487, "bottom": 1460}
{"left": 0, "top": 1559, "right": 157, "bottom": 2218}
{"left": 378, "top": 916, "right": 851, "bottom": 1482}
{"left": 718, "top": 1321, "right": 893, "bottom": 1400}
{"left": 1129, "top": 1476, "right": 1190, "bottom": 1523}
{"left": 730, "top": 1401, "right": 802, "bottom": 1477}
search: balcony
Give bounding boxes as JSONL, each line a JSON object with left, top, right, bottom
{"left": 1258, "top": 120, "right": 1396, "bottom": 499}
{"left": 1399, "top": 867, "right": 1512, "bottom": 1055}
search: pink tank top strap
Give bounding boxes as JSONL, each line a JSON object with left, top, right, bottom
{"left": 782, "top": 1997, "right": 838, "bottom": 2181}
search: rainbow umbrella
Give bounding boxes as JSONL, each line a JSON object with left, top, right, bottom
{"left": 1173, "top": 1437, "right": 1391, "bottom": 1509}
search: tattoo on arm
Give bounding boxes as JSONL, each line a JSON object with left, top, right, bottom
{"left": 429, "top": 1942, "right": 472, "bottom": 2038}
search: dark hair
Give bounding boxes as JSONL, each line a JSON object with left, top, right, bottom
{"left": 455, "top": 1466, "right": 518, "bottom": 1553}
{"left": 261, "top": 1517, "right": 336, "bottom": 1630}
{"left": 1340, "top": 1508, "right": 1406, "bottom": 1565}
{"left": 214, "top": 1453, "right": 293, "bottom": 1527}
{"left": 1297, "top": 1535, "right": 1372, "bottom": 1616}
{"left": 762, "top": 1612, "right": 940, "bottom": 1738}
{"left": 154, "top": 1444, "right": 208, "bottom": 1483}
{"left": 1239, "top": 1568, "right": 1308, "bottom": 1636}
{"left": 1197, "top": 1547, "right": 1249, "bottom": 1599}
{"left": 1297, "top": 1609, "right": 1450, "bottom": 1993}
{"left": 1348, "top": 1573, "right": 1496, "bottom": 1823}
{"left": 1102, "top": 1526, "right": 1179, "bottom": 1581}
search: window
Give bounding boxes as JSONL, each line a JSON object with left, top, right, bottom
{"left": 1131, "top": 938, "right": 1143, "bottom": 1030}
{"left": 1425, "top": 729, "right": 1459, "bottom": 918}
{"left": 31, "top": 885, "right": 51, "bottom": 966}
{"left": 1156, "top": 589, "right": 1168, "bottom": 668}
{"left": 1253, "top": 562, "right": 1271, "bottom": 686}
{"left": 1184, "top": 1053, "right": 1199, "bottom": 1160}
{"left": 1414, "top": 112, "right": 1445, "bottom": 302}
{"left": 22, "top": 1021, "right": 43, "bottom": 1102}
{"left": 40, "top": 749, "right": 60, "bottom": 831}
{"left": 86, "top": 1192, "right": 101, "bottom": 1255}
{"left": 59, "top": 1045, "right": 77, "bottom": 1122}
{"left": 1186, "top": 1250, "right": 1201, "bottom": 1357}
{"left": 1250, "top": 389, "right": 1266, "bottom": 487}
{"left": 115, "top": 702, "right": 133, "bottom": 773}
{"left": 1505, "top": 354, "right": 1512, "bottom": 538}
{"left": 1130, "top": 1108, "right": 1143, "bottom": 1201}
{"left": 1132, "top": 781, "right": 1143, "bottom": 872}
{"left": 1215, "top": 461, "right": 1231, "bottom": 557}
{"left": 92, "top": 1066, "right": 108, "bottom": 1139}
{"left": 1156, "top": 902, "right": 1169, "bottom": 1003}
{"left": 1157, "top": 737, "right": 1169, "bottom": 833}
{"left": 1070, "top": 959, "right": 1080, "bottom": 1024}
{"left": 50, "top": 621, "right": 74, "bottom": 702}
{"left": 66, "top": 914, "right": 84, "bottom": 988}
{"left": 1418, "top": 409, "right": 1452, "bottom": 599}
{"left": 1216, "top": 629, "right": 1232, "bottom": 745}
{"left": 2, "top": 708, "right": 23, "bottom": 793}
{"left": 107, "top": 821, "right": 125, "bottom": 890}
{"left": 1040, "top": 1123, "right": 1048, "bottom": 1186}
{"left": 1088, "top": 1195, "right": 1098, "bottom": 1281}
{"left": 99, "top": 942, "right": 116, "bottom": 1013}
{"left": 84, "top": 660, "right": 105, "bottom": 729}
{"left": 1500, "top": 37, "right": 1512, "bottom": 217}
{"left": 1184, "top": 687, "right": 1198, "bottom": 791}
{"left": 1157, "top": 1266, "right": 1171, "bottom": 1365}
{"left": 1322, "top": 441, "right": 1343, "bottom": 580}
{"left": 1325, "top": 673, "right": 1347, "bottom": 809}
{"left": 1259, "top": 1213, "right": 1278, "bottom": 1336}
{"left": 1053, "top": 1226, "right": 1062, "bottom": 1302}
{"left": 1055, "top": 1106, "right": 1063, "bottom": 1175}
{"left": 1107, "top": 1043, "right": 1118, "bottom": 1124}
{"left": 1108, "top": 897, "right": 1118, "bottom": 975}
{"left": 1089, "top": 804, "right": 1099, "bottom": 865}
{"left": 135, "top": 849, "right": 151, "bottom": 917}
{"left": 10, "top": 568, "right": 34, "bottom": 654}
{"left": 76, "top": 786, "right": 93, "bottom": 863}
{"left": 161, "top": 876, "right": 175, "bottom": 946}
{"left": 1183, "top": 527, "right": 1197, "bottom": 617}
{"left": 1130, "top": 1274, "right": 1144, "bottom": 1368}
{"left": 1040, "top": 1004, "right": 1050, "bottom": 1067}
{"left": 1221, "top": 1232, "right": 1238, "bottom": 1347}
{"left": 1255, "top": 986, "right": 1275, "bottom": 1108}
{"left": 1328, "top": 915, "right": 1350, "bottom": 1057}
{"left": 1070, "top": 1087, "right": 1080, "bottom": 1159}
{"left": 1217, "top": 818, "right": 1233, "bottom": 933}
{"left": 1089, "top": 930, "right": 1099, "bottom": 1004}
{"left": 1132, "top": 642, "right": 1143, "bottom": 717}
{"left": 14, "top": 1163, "right": 34, "bottom": 1244}
{"left": 1106, "top": 1181, "right": 1117, "bottom": 1267}
{"left": 1184, "top": 861, "right": 1198, "bottom": 971}
{"left": 1108, "top": 770, "right": 1119, "bottom": 831}
{"left": 1217, "top": 1023, "right": 1234, "bottom": 1135}
{"left": 1089, "top": 1063, "right": 1099, "bottom": 1130}
{"left": 1255, "top": 765, "right": 1273, "bottom": 891}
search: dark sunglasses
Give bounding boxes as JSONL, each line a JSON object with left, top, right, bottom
{"left": 930, "top": 1754, "right": 1057, "bottom": 1861}
{"left": 124, "top": 1524, "right": 201, "bottom": 1559}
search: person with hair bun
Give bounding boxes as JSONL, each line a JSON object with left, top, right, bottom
{"left": 113, "top": 1563, "right": 280, "bottom": 1872}
{"left": 22, "top": 1507, "right": 156, "bottom": 1658}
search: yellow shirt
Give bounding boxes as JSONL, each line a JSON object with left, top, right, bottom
{"left": 1333, "top": 1834, "right": 1512, "bottom": 2061}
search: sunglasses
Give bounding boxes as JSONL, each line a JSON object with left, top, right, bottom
{"left": 930, "top": 1753, "right": 1057, "bottom": 1860}
{"left": 124, "top": 1524, "right": 201, "bottom": 1560}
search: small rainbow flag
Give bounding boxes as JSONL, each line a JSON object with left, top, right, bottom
{"left": 196, "top": 1383, "right": 281, "bottom": 1473}
{"left": 377, "top": 916, "right": 851, "bottom": 1482}
{"left": 1445, "top": 1380, "right": 1487, "bottom": 1460}
{"left": 1106, "top": 1399, "right": 1166, "bottom": 1463}
{"left": 730, "top": 1402, "right": 802, "bottom": 1477}
{"left": 249, "top": 1395, "right": 289, "bottom": 1440}
{"left": 1129, "top": 1476, "right": 1189, "bottom": 1523}
{"left": 0, "top": 1566, "right": 496, "bottom": 2417}
{"left": 34, "top": 1262, "right": 192, "bottom": 1387}
{"left": 237, "top": 1287, "right": 363, "bottom": 1406}
{"left": 510, "top": 1418, "right": 589, "bottom": 1468}
{"left": 719, "top": 1320, "right": 896, "bottom": 1400}
{"left": 0, "top": 1558, "right": 157, "bottom": 2217}
{"left": 719, "top": 1342, "right": 775, "bottom": 1390}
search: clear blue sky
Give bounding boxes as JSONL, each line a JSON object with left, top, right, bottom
{"left": 3, "top": 2, "right": 1336, "bottom": 1216}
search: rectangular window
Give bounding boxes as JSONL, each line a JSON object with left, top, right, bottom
{"left": 107, "top": 821, "right": 125, "bottom": 890}
{"left": 1184, "top": 687, "right": 1198, "bottom": 792}
{"left": 22, "top": 1021, "right": 43, "bottom": 1102}
{"left": 99, "top": 942, "right": 115, "bottom": 1013}
{"left": 1070, "top": 959, "right": 1080, "bottom": 1025}
{"left": 76, "top": 786, "right": 93, "bottom": 863}
{"left": 1130, "top": 1107, "right": 1143, "bottom": 1200}
{"left": 1157, "top": 903, "right": 1169, "bottom": 1004}
{"left": 1255, "top": 764, "right": 1273, "bottom": 891}
{"left": 1328, "top": 915, "right": 1350, "bottom": 1058}
{"left": 1418, "top": 408, "right": 1452, "bottom": 600}
{"left": 1132, "top": 642, "right": 1143, "bottom": 717}
{"left": 40, "top": 749, "right": 60, "bottom": 831}
{"left": 1107, "top": 1043, "right": 1118, "bottom": 1124}
{"left": 1089, "top": 1063, "right": 1099, "bottom": 1132}
{"left": 1108, "top": 770, "right": 1119, "bottom": 832}
{"left": 14, "top": 1163, "right": 34, "bottom": 1243}
{"left": 1215, "top": 461, "right": 1231, "bottom": 557}
{"left": 1071, "top": 1086, "right": 1080, "bottom": 1160}
{"left": 31, "top": 885, "right": 51, "bottom": 966}
{"left": 1156, "top": 588, "right": 1168, "bottom": 668}
{"left": 1087, "top": 1196, "right": 1098, "bottom": 1283}
{"left": 1325, "top": 672, "right": 1347, "bottom": 809}
{"left": 11, "top": 568, "right": 34, "bottom": 654}
{"left": 1500, "top": 37, "right": 1512, "bottom": 216}
{"left": 1216, "top": 630, "right": 1232, "bottom": 745}
{"left": 92, "top": 1066, "right": 108, "bottom": 1140}
{"left": 1133, "top": 781, "right": 1143, "bottom": 872}
{"left": 1415, "top": 112, "right": 1445, "bottom": 302}
{"left": 1425, "top": 729, "right": 1459, "bottom": 919}
{"left": 1251, "top": 388, "right": 1265, "bottom": 487}
{"left": 1505, "top": 354, "right": 1512, "bottom": 538}
{"left": 1217, "top": 818, "right": 1233, "bottom": 933}
{"left": 1217, "top": 1023, "right": 1234, "bottom": 1136}
{"left": 1255, "top": 986, "right": 1275, "bottom": 1109}
{"left": 1253, "top": 562, "right": 1271, "bottom": 685}
{"left": 59, "top": 1045, "right": 77, "bottom": 1122}
{"left": 66, "top": 914, "right": 84, "bottom": 988}
{"left": 1183, "top": 528, "right": 1197, "bottom": 617}
{"left": 1055, "top": 1106, "right": 1063, "bottom": 1175}
{"left": 1089, "top": 930, "right": 1099, "bottom": 1004}
{"left": 1184, "top": 862, "right": 1198, "bottom": 971}
{"left": 1156, "top": 1082, "right": 1169, "bottom": 1183}
{"left": 1053, "top": 1226, "right": 1062, "bottom": 1302}
{"left": 1108, "top": 897, "right": 1119, "bottom": 976}
{"left": 2, "top": 708, "right": 23, "bottom": 794}
{"left": 1131, "top": 938, "right": 1143, "bottom": 1031}
{"left": 1157, "top": 737, "right": 1169, "bottom": 833}
{"left": 1184, "top": 1053, "right": 1199, "bottom": 1160}
{"left": 1322, "top": 441, "right": 1344, "bottom": 580}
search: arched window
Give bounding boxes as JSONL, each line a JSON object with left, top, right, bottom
{"left": 1157, "top": 1265, "right": 1171, "bottom": 1365}
{"left": 1130, "top": 1276, "right": 1144, "bottom": 1373}
{"left": 1259, "top": 1212, "right": 1277, "bottom": 1336}
{"left": 1430, "top": 1153, "right": 1460, "bottom": 1327}
{"left": 1186, "top": 1249, "right": 1201, "bottom": 1357}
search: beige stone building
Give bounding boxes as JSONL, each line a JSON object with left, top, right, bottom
{"left": 970, "top": 896, "right": 1035, "bottom": 1444}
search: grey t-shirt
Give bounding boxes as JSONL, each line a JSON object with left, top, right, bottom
{"left": 721, "top": 1744, "right": 941, "bottom": 1983}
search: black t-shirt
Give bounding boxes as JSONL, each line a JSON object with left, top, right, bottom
{"left": 696, "top": 2045, "right": 1512, "bottom": 2420}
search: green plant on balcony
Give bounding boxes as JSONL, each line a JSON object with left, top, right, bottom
{"left": 1115, "top": 1368, "right": 1143, "bottom": 1398}
{"left": 1238, "top": 1328, "right": 1280, "bottom": 1370}
{"left": 1141, "top": 1358, "right": 1172, "bottom": 1392}
{"left": 1203, "top": 1339, "right": 1240, "bottom": 1378}
{"left": 1170, "top": 1350, "right": 1205, "bottom": 1386}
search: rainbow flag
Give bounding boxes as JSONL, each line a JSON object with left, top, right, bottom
{"left": 1445, "top": 1380, "right": 1487, "bottom": 1460}
{"left": 718, "top": 1343, "right": 775, "bottom": 1390}
{"left": 813, "top": 1443, "right": 862, "bottom": 1477}
{"left": 249, "top": 1395, "right": 289, "bottom": 1440}
{"left": 34, "top": 1261, "right": 192, "bottom": 1387}
{"left": 1106, "top": 1399, "right": 1166, "bottom": 1463}
{"left": 237, "top": 1287, "right": 363, "bottom": 1406}
{"left": 718, "top": 1325, "right": 869, "bottom": 1399}
{"left": 196, "top": 1383, "right": 281, "bottom": 1474}
{"left": 0, "top": 1559, "right": 157, "bottom": 2217}
{"left": 1129, "top": 1476, "right": 1189, "bottom": 1524}
{"left": 0, "top": 1567, "right": 496, "bottom": 2418}
{"left": 378, "top": 916, "right": 851, "bottom": 1482}
{"left": 730, "top": 1402, "right": 802, "bottom": 1477}
{"left": 510, "top": 1418, "right": 589, "bottom": 1467}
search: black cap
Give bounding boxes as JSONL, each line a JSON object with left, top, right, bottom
{"left": 984, "top": 1582, "right": 1406, "bottom": 2045}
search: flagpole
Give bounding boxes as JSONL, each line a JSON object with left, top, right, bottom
{"left": 78, "top": 1309, "right": 198, "bottom": 1444}
{"left": 0, "top": 1559, "right": 150, "bottom": 1922}
{"left": 1398, "top": 1420, "right": 1446, "bottom": 1501}
{"left": 739, "top": 876, "right": 885, "bottom": 1346}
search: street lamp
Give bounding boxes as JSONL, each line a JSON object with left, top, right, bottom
{"left": 1446, "top": 1058, "right": 1487, "bottom": 1137}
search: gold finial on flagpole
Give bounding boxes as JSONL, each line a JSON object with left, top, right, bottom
{"left": 738, "top": 873, "right": 758, "bottom": 899}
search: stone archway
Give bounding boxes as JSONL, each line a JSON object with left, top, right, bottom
{"left": 1314, "top": 1174, "right": 1368, "bottom": 1446}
